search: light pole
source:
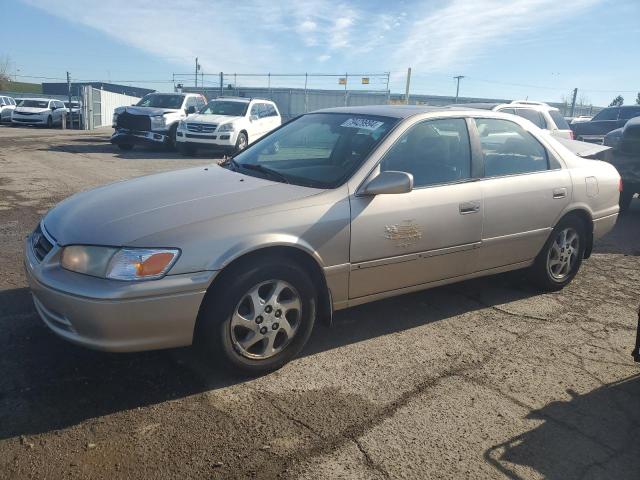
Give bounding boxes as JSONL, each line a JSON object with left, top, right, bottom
{"left": 453, "top": 75, "right": 465, "bottom": 103}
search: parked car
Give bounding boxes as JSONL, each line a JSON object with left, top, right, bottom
{"left": 25, "top": 106, "right": 621, "bottom": 374}
{"left": 603, "top": 116, "right": 640, "bottom": 211}
{"left": 176, "top": 97, "right": 281, "bottom": 156}
{"left": 64, "top": 100, "right": 83, "bottom": 126}
{"left": 11, "top": 98, "right": 67, "bottom": 127}
{"left": 111, "top": 92, "right": 207, "bottom": 150}
{"left": 566, "top": 115, "right": 592, "bottom": 124}
{"left": 0, "top": 95, "right": 17, "bottom": 123}
{"left": 571, "top": 105, "right": 640, "bottom": 144}
{"left": 455, "top": 101, "right": 574, "bottom": 139}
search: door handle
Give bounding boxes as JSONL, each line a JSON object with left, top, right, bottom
{"left": 552, "top": 188, "right": 567, "bottom": 199}
{"left": 459, "top": 201, "right": 480, "bottom": 214}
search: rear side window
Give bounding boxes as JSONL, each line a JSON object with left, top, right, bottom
{"left": 475, "top": 118, "right": 549, "bottom": 177}
{"left": 265, "top": 104, "right": 278, "bottom": 117}
{"left": 515, "top": 108, "right": 546, "bottom": 129}
{"left": 619, "top": 107, "right": 640, "bottom": 120}
{"left": 548, "top": 110, "right": 570, "bottom": 129}
{"left": 593, "top": 108, "right": 618, "bottom": 121}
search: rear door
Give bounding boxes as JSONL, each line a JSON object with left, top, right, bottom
{"left": 472, "top": 117, "right": 571, "bottom": 270}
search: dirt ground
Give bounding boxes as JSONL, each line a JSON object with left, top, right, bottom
{"left": 0, "top": 125, "right": 639, "bottom": 480}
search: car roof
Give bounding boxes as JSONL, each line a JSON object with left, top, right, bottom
{"left": 450, "top": 102, "right": 502, "bottom": 110}
{"left": 315, "top": 104, "right": 469, "bottom": 119}
{"left": 19, "top": 97, "right": 56, "bottom": 101}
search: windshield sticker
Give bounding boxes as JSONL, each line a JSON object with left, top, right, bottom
{"left": 340, "top": 118, "right": 384, "bottom": 131}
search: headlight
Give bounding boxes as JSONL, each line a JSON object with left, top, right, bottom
{"left": 150, "top": 115, "right": 166, "bottom": 130}
{"left": 217, "top": 123, "right": 234, "bottom": 132}
{"left": 61, "top": 246, "right": 179, "bottom": 281}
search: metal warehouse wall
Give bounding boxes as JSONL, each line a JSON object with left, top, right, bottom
{"left": 96, "top": 89, "right": 141, "bottom": 127}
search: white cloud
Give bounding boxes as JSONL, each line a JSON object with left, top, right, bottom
{"left": 297, "top": 20, "right": 317, "bottom": 33}
{"left": 317, "top": 54, "right": 331, "bottom": 62}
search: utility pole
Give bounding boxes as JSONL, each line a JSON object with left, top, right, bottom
{"left": 194, "top": 57, "right": 200, "bottom": 88}
{"left": 569, "top": 87, "right": 578, "bottom": 117}
{"left": 66, "top": 71, "right": 72, "bottom": 128}
{"left": 219, "top": 71, "right": 223, "bottom": 97}
{"left": 453, "top": 75, "right": 465, "bottom": 103}
{"left": 404, "top": 67, "right": 412, "bottom": 105}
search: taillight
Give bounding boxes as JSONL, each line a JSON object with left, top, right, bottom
{"left": 619, "top": 178, "right": 623, "bottom": 192}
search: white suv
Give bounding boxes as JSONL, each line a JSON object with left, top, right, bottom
{"left": 176, "top": 97, "right": 281, "bottom": 156}
{"left": 0, "top": 96, "right": 16, "bottom": 123}
{"left": 459, "top": 100, "right": 574, "bottom": 139}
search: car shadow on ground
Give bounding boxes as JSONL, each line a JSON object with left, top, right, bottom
{"left": 43, "top": 140, "right": 224, "bottom": 161}
{"left": 593, "top": 197, "right": 640, "bottom": 256}
{"left": 0, "top": 270, "right": 536, "bottom": 441}
{"left": 484, "top": 374, "right": 640, "bottom": 479}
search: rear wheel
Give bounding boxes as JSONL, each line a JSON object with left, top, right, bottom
{"left": 530, "top": 216, "right": 586, "bottom": 291}
{"left": 117, "top": 144, "right": 134, "bottom": 151}
{"left": 168, "top": 124, "right": 178, "bottom": 150}
{"left": 196, "top": 258, "right": 317, "bottom": 375}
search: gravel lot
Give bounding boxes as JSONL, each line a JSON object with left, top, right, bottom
{"left": 1, "top": 125, "right": 639, "bottom": 480}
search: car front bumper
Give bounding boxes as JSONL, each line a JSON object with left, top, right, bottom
{"left": 12, "top": 115, "right": 46, "bottom": 124}
{"left": 175, "top": 129, "right": 238, "bottom": 151}
{"left": 111, "top": 128, "right": 170, "bottom": 147}
{"left": 24, "top": 231, "right": 216, "bottom": 352}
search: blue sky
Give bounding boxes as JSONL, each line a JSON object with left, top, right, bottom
{"left": 2, "top": 0, "right": 639, "bottom": 106}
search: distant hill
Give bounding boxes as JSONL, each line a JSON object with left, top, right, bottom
{"left": 0, "top": 80, "right": 42, "bottom": 93}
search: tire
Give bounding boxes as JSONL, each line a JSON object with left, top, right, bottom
{"left": 619, "top": 191, "right": 634, "bottom": 213}
{"left": 46, "top": 116, "right": 52, "bottom": 128}
{"left": 117, "top": 144, "right": 134, "bottom": 151}
{"left": 530, "top": 215, "right": 587, "bottom": 291}
{"left": 235, "top": 132, "right": 248, "bottom": 154}
{"left": 168, "top": 124, "right": 178, "bottom": 150}
{"left": 196, "top": 258, "right": 317, "bottom": 375}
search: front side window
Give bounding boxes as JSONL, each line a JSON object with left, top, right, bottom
{"left": 231, "top": 113, "right": 398, "bottom": 188}
{"left": 380, "top": 118, "right": 471, "bottom": 187}
{"left": 200, "top": 100, "right": 248, "bottom": 116}
{"left": 266, "top": 104, "right": 277, "bottom": 117}
{"left": 592, "top": 108, "right": 618, "bottom": 121}
{"left": 136, "top": 94, "right": 185, "bottom": 109}
{"left": 475, "top": 118, "right": 549, "bottom": 177}
{"left": 515, "top": 108, "right": 546, "bottom": 129}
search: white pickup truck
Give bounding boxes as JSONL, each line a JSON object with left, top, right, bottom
{"left": 111, "top": 93, "right": 207, "bottom": 150}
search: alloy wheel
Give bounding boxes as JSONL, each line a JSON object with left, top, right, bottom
{"left": 547, "top": 227, "right": 580, "bottom": 281}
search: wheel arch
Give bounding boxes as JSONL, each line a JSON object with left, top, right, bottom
{"left": 200, "top": 242, "right": 333, "bottom": 331}
{"left": 554, "top": 207, "right": 594, "bottom": 259}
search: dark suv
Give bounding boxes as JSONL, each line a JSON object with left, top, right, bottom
{"left": 604, "top": 116, "right": 640, "bottom": 212}
{"left": 571, "top": 105, "right": 640, "bottom": 143}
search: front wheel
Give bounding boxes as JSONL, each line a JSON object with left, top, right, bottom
{"left": 196, "top": 259, "right": 317, "bottom": 375}
{"left": 530, "top": 216, "right": 586, "bottom": 291}
{"left": 235, "top": 132, "right": 248, "bottom": 154}
{"left": 46, "top": 116, "right": 53, "bottom": 128}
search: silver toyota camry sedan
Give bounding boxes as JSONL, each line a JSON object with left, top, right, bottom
{"left": 25, "top": 105, "right": 621, "bottom": 374}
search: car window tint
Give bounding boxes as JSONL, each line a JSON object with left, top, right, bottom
{"left": 516, "top": 109, "right": 546, "bottom": 129}
{"left": 619, "top": 107, "right": 640, "bottom": 120}
{"left": 593, "top": 108, "right": 618, "bottom": 121}
{"left": 250, "top": 104, "right": 260, "bottom": 116}
{"left": 265, "top": 104, "right": 277, "bottom": 117}
{"left": 499, "top": 108, "right": 516, "bottom": 115}
{"left": 549, "top": 110, "right": 570, "bottom": 129}
{"left": 0, "top": 97, "right": 6, "bottom": 106}
{"left": 381, "top": 118, "right": 472, "bottom": 188}
{"left": 475, "top": 118, "right": 549, "bottom": 177}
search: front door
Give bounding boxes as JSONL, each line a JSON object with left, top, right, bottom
{"left": 349, "top": 118, "right": 483, "bottom": 299}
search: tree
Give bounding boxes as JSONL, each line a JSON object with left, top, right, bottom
{"left": 0, "top": 55, "right": 11, "bottom": 90}
{"left": 636, "top": 92, "right": 640, "bottom": 105}
{"left": 609, "top": 95, "right": 624, "bottom": 107}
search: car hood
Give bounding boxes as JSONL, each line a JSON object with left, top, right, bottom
{"left": 15, "top": 107, "right": 48, "bottom": 114}
{"left": 114, "top": 106, "right": 180, "bottom": 117}
{"left": 185, "top": 113, "right": 243, "bottom": 124}
{"left": 44, "top": 166, "right": 321, "bottom": 247}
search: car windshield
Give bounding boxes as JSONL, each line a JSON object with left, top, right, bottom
{"left": 200, "top": 100, "right": 248, "bottom": 116}
{"left": 136, "top": 94, "right": 184, "bottom": 109}
{"left": 230, "top": 113, "right": 399, "bottom": 189}
{"left": 18, "top": 100, "right": 49, "bottom": 108}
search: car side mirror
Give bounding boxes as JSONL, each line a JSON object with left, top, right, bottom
{"left": 186, "top": 106, "right": 196, "bottom": 114}
{"left": 361, "top": 170, "right": 413, "bottom": 195}
{"left": 250, "top": 114, "right": 259, "bottom": 122}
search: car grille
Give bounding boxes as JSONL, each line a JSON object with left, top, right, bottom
{"left": 117, "top": 112, "right": 151, "bottom": 131}
{"left": 15, "top": 111, "right": 38, "bottom": 116}
{"left": 31, "top": 224, "right": 55, "bottom": 262}
{"left": 186, "top": 123, "right": 217, "bottom": 133}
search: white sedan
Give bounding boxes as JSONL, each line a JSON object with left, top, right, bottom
{"left": 11, "top": 98, "right": 67, "bottom": 128}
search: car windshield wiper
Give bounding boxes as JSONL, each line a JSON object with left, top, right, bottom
{"left": 239, "top": 163, "right": 290, "bottom": 184}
